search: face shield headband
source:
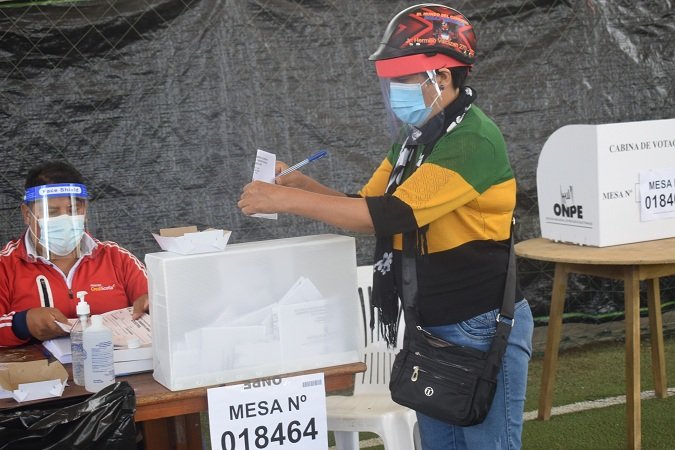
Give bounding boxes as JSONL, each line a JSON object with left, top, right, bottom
{"left": 379, "top": 70, "right": 446, "bottom": 145}
{"left": 23, "top": 183, "right": 89, "bottom": 204}
{"left": 24, "top": 183, "right": 89, "bottom": 259}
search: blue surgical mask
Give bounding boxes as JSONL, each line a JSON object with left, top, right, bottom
{"left": 37, "top": 214, "right": 86, "bottom": 256}
{"left": 389, "top": 81, "right": 432, "bottom": 126}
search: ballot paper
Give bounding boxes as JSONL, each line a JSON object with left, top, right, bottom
{"left": 277, "top": 278, "right": 342, "bottom": 357}
{"left": 175, "top": 276, "right": 329, "bottom": 375}
{"left": 251, "top": 149, "right": 278, "bottom": 220}
{"left": 42, "top": 307, "right": 153, "bottom": 375}
{"left": 102, "top": 307, "right": 151, "bottom": 348}
{"left": 278, "top": 276, "right": 323, "bottom": 305}
{"left": 50, "top": 307, "right": 151, "bottom": 347}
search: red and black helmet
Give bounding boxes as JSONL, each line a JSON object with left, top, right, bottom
{"left": 369, "top": 3, "right": 476, "bottom": 78}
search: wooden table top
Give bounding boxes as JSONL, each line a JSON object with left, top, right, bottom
{"left": 0, "top": 345, "right": 366, "bottom": 421}
{"left": 124, "top": 362, "right": 366, "bottom": 410}
{"left": 515, "top": 237, "right": 675, "bottom": 265}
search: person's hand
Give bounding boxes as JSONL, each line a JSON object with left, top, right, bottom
{"left": 274, "top": 161, "right": 308, "bottom": 188}
{"left": 132, "top": 294, "right": 149, "bottom": 320}
{"left": 239, "top": 181, "right": 285, "bottom": 215}
{"left": 26, "top": 307, "right": 69, "bottom": 341}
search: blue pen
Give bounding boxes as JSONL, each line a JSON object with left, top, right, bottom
{"left": 275, "top": 150, "right": 328, "bottom": 180}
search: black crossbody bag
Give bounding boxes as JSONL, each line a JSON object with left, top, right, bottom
{"left": 389, "top": 225, "right": 517, "bottom": 426}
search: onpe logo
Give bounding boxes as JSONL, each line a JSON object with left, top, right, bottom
{"left": 560, "top": 185, "right": 574, "bottom": 206}
{"left": 424, "top": 387, "right": 434, "bottom": 397}
{"left": 554, "top": 185, "right": 583, "bottom": 219}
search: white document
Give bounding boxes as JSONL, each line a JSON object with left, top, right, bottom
{"left": 278, "top": 297, "right": 341, "bottom": 357}
{"left": 42, "top": 336, "right": 72, "bottom": 363}
{"left": 251, "top": 149, "right": 278, "bottom": 220}
{"left": 279, "top": 277, "right": 323, "bottom": 305}
{"left": 207, "top": 373, "right": 328, "bottom": 450}
{"left": 55, "top": 319, "right": 76, "bottom": 333}
{"left": 199, "top": 325, "right": 267, "bottom": 372}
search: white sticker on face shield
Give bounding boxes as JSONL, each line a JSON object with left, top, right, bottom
{"left": 24, "top": 183, "right": 89, "bottom": 203}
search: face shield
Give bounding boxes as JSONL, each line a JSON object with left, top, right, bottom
{"left": 378, "top": 69, "right": 447, "bottom": 145}
{"left": 23, "top": 183, "right": 89, "bottom": 260}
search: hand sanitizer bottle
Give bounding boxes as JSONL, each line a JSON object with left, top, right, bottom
{"left": 70, "top": 290, "right": 90, "bottom": 386}
{"left": 83, "top": 314, "right": 115, "bottom": 393}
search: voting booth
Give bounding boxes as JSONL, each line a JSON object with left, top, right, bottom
{"left": 537, "top": 118, "right": 675, "bottom": 247}
{"left": 145, "top": 234, "right": 361, "bottom": 391}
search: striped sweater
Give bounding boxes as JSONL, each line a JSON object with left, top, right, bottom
{"left": 360, "top": 105, "right": 518, "bottom": 325}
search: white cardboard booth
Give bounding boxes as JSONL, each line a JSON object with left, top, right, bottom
{"left": 537, "top": 118, "right": 675, "bottom": 247}
{"left": 145, "top": 234, "right": 361, "bottom": 391}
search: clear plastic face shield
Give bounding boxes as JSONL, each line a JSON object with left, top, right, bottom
{"left": 379, "top": 69, "right": 446, "bottom": 145}
{"left": 22, "top": 183, "right": 89, "bottom": 260}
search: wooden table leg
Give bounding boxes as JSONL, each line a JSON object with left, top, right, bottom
{"left": 624, "top": 267, "right": 641, "bottom": 450}
{"left": 174, "top": 413, "right": 203, "bottom": 450}
{"left": 141, "top": 414, "right": 203, "bottom": 450}
{"left": 646, "top": 278, "right": 667, "bottom": 398}
{"left": 142, "top": 418, "right": 173, "bottom": 450}
{"left": 538, "top": 263, "right": 568, "bottom": 420}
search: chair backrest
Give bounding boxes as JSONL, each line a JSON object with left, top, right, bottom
{"left": 354, "top": 265, "right": 404, "bottom": 395}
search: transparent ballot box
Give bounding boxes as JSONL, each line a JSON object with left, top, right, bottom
{"left": 145, "top": 234, "right": 361, "bottom": 391}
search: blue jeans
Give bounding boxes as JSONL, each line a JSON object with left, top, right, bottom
{"left": 416, "top": 299, "right": 534, "bottom": 450}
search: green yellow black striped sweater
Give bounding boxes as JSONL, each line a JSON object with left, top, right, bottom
{"left": 359, "top": 105, "right": 519, "bottom": 326}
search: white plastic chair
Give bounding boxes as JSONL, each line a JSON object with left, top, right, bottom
{"left": 326, "top": 265, "right": 420, "bottom": 450}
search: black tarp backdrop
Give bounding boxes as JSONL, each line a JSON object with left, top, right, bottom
{"left": 1, "top": 0, "right": 674, "bottom": 330}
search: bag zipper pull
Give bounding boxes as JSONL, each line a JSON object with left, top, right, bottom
{"left": 411, "top": 366, "right": 419, "bottom": 382}
{"left": 417, "top": 325, "right": 433, "bottom": 338}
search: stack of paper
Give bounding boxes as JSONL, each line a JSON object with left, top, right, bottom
{"left": 42, "top": 336, "right": 72, "bottom": 364}
{"left": 42, "top": 307, "right": 153, "bottom": 376}
{"left": 112, "top": 344, "right": 153, "bottom": 376}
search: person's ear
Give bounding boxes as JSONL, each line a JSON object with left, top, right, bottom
{"left": 436, "top": 68, "right": 454, "bottom": 92}
{"left": 21, "top": 204, "right": 31, "bottom": 227}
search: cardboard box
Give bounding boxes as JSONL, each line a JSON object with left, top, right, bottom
{"left": 152, "top": 226, "right": 231, "bottom": 255}
{"left": 537, "top": 118, "right": 675, "bottom": 246}
{"left": 0, "top": 360, "right": 68, "bottom": 402}
{"left": 145, "top": 234, "right": 361, "bottom": 391}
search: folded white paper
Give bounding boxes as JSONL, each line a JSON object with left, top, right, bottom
{"left": 153, "top": 229, "right": 232, "bottom": 255}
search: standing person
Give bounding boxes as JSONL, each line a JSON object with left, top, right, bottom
{"left": 0, "top": 161, "right": 149, "bottom": 347}
{"left": 239, "top": 4, "right": 533, "bottom": 449}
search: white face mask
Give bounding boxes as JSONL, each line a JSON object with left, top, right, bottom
{"left": 37, "top": 214, "right": 86, "bottom": 256}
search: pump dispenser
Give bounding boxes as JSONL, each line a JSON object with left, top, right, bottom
{"left": 70, "top": 290, "right": 91, "bottom": 385}
{"left": 83, "top": 314, "right": 115, "bottom": 392}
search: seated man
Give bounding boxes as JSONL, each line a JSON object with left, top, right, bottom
{"left": 0, "top": 161, "right": 148, "bottom": 347}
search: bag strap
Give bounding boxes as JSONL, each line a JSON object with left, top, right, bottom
{"left": 400, "top": 219, "right": 517, "bottom": 369}
{"left": 482, "top": 222, "right": 517, "bottom": 380}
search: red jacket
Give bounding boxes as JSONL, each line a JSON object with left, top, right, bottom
{"left": 0, "top": 233, "right": 148, "bottom": 347}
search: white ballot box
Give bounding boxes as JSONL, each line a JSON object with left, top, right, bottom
{"left": 145, "top": 234, "right": 361, "bottom": 391}
{"left": 537, "top": 118, "right": 675, "bottom": 247}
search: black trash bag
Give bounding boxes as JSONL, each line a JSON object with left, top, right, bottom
{"left": 0, "top": 381, "right": 136, "bottom": 450}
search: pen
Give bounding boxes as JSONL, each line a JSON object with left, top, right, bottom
{"left": 275, "top": 150, "right": 328, "bottom": 180}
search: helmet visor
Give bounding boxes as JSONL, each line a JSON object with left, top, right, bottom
{"left": 378, "top": 70, "right": 446, "bottom": 144}
{"left": 23, "top": 183, "right": 89, "bottom": 260}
